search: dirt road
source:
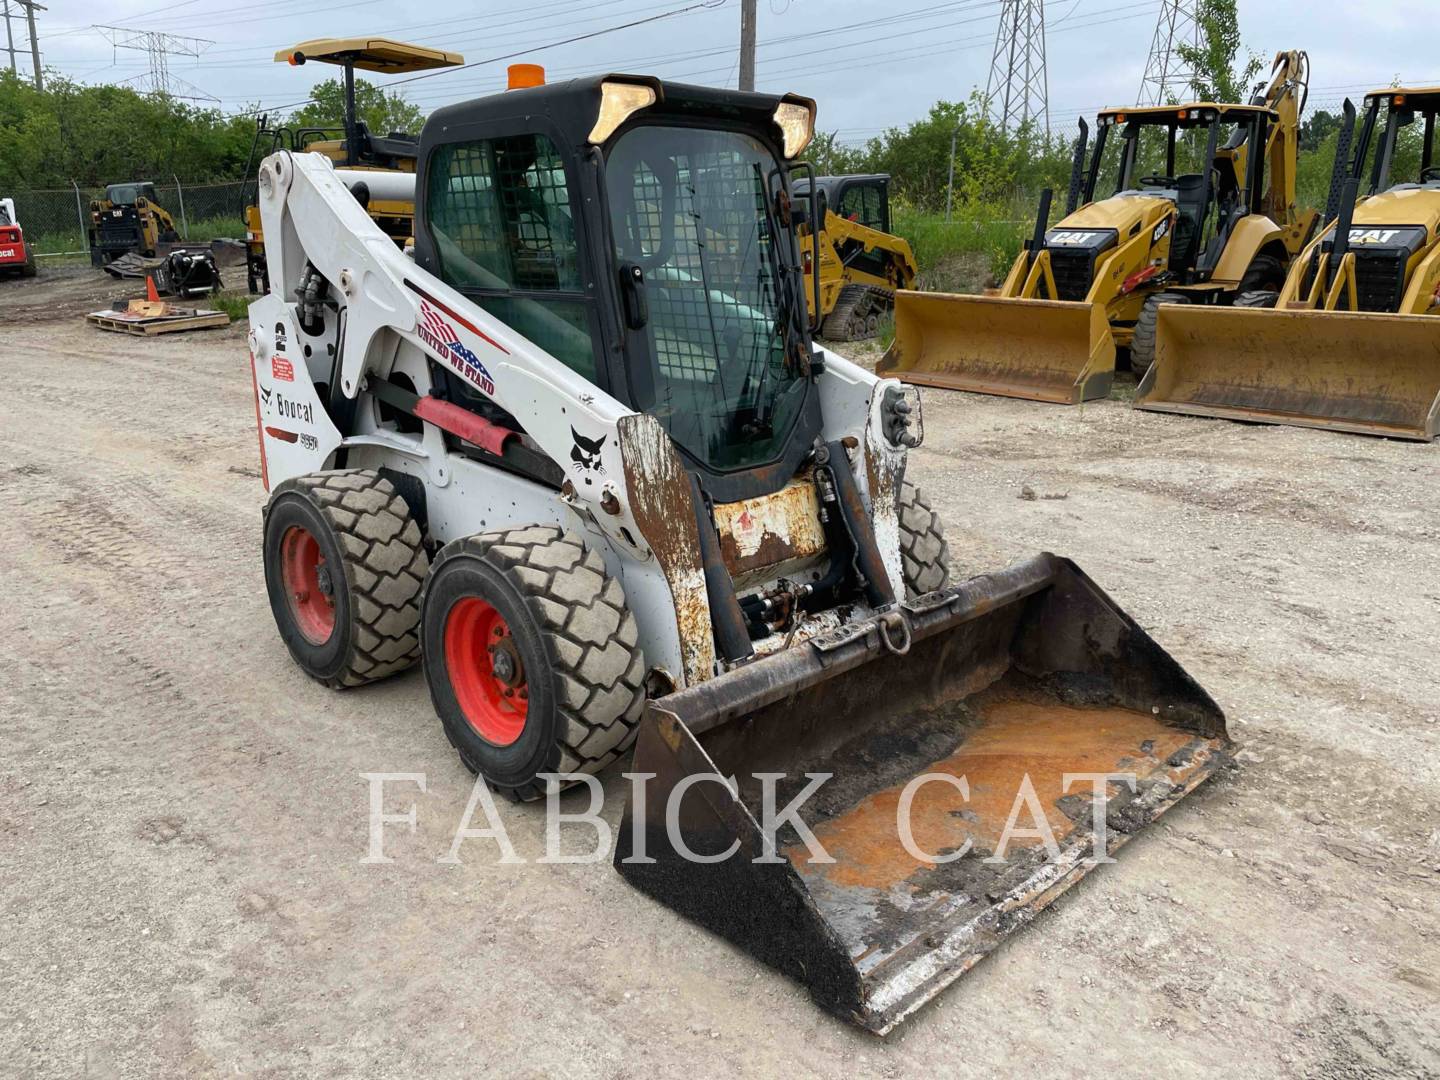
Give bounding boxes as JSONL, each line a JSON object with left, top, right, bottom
{"left": 1, "top": 298, "right": 1437, "bottom": 1077}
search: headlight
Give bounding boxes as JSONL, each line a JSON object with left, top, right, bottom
{"left": 588, "top": 81, "right": 657, "bottom": 144}
{"left": 773, "top": 99, "right": 815, "bottom": 159}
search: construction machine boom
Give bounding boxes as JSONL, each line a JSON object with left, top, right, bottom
{"left": 1138, "top": 86, "right": 1440, "bottom": 439}
{"left": 247, "top": 69, "right": 1230, "bottom": 1032}
{"left": 879, "top": 50, "right": 1314, "bottom": 404}
{"left": 241, "top": 38, "right": 464, "bottom": 292}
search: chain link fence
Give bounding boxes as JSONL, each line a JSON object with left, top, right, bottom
{"left": 9, "top": 180, "right": 249, "bottom": 255}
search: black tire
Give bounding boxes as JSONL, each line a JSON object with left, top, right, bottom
{"left": 1234, "top": 290, "right": 1278, "bottom": 309}
{"left": 263, "top": 470, "right": 428, "bottom": 689}
{"left": 897, "top": 479, "right": 950, "bottom": 597}
{"left": 421, "top": 525, "right": 645, "bottom": 802}
{"left": 21, "top": 252, "right": 37, "bottom": 278}
{"left": 1130, "top": 291, "right": 1190, "bottom": 377}
{"left": 1238, "top": 253, "right": 1285, "bottom": 294}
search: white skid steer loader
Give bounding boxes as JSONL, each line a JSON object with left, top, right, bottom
{"left": 248, "top": 70, "right": 1231, "bottom": 1034}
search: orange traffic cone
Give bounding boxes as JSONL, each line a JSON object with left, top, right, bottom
{"left": 146, "top": 273, "right": 161, "bottom": 302}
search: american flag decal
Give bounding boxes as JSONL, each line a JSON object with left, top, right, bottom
{"left": 417, "top": 300, "right": 497, "bottom": 396}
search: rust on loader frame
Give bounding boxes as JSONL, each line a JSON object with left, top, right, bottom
{"left": 615, "top": 553, "right": 1229, "bottom": 1034}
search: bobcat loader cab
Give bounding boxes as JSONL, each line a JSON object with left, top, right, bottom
{"left": 880, "top": 50, "right": 1312, "bottom": 403}
{"left": 1139, "top": 87, "right": 1440, "bottom": 439}
{"left": 248, "top": 70, "right": 1230, "bottom": 1033}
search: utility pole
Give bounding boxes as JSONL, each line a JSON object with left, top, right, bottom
{"left": 984, "top": 0, "right": 1048, "bottom": 136}
{"left": 738, "top": 0, "right": 756, "bottom": 92}
{"left": 1137, "top": 0, "right": 1201, "bottom": 105}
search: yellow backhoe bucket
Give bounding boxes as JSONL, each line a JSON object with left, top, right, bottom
{"left": 877, "top": 291, "right": 1116, "bottom": 404}
{"left": 616, "top": 554, "right": 1229, "bottom": 1034}
{"left": 1137, "top": 305, "right": 1440, "bottom": 440}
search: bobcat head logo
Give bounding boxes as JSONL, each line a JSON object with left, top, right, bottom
{"left": 571, "top": 428, "right": 607, "bottom": 475}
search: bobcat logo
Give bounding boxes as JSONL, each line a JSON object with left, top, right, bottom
{"left": 570, "top": 428, "right": 607, "bottom": 477}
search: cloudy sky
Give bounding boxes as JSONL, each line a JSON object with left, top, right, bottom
{"left": 19, "top": 0, "right": 1436, "bottom": 142}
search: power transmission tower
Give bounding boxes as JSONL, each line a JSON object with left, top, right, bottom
{"left": 5, "top": 0, "right": 43, "bottom": 89}
{"left": 984, "top": 0, "right": 1048, "bottom": 136}
{"left": 96, "top": 24, "right": 217, "bottom": 102}
{"left": 1137, "top": 0, "right": 1201, "bottom": 105}
{"left": 2, "top": 1, "right": 16, "bottom": 77}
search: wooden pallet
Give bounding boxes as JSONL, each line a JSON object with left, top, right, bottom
{"left": 86, "top": 307, "right": 231, "bottom": 336}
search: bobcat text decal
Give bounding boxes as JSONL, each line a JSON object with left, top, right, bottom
{"left": 418, "top": 300, "right": 497, "bottom": 396}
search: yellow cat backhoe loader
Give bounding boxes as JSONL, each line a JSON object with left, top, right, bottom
{"left": 1138, "top": 86, "right": 1440, "bottom": 439}
{"left": 242, "top": 38, "right": 464, "bottom": 292}
{"left": 878, "top": 51, "right": 1314, "bottom": 403}
{"left": 792, "top": 174, "right": 918, "bottom": 340}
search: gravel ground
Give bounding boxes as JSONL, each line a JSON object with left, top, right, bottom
{"left": 1, "top": 276, "right": 1437, "bottom": 1078}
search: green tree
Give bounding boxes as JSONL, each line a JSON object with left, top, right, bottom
{"left": 1176, "top": 0, "right": 1263, "bottom": 104}
{"left": 837, "top": 95, "right": 1072, "bottom": 213}
{"left": 289, "top": 78, "right": 425, "bottom": 138}
{"left": 0, "top": 70, "right": 257, "bottom": 188}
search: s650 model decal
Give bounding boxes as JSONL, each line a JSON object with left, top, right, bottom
{"left": 417, "top": 300, "right": 497, "bottom": 396}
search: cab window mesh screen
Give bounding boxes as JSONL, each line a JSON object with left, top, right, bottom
{"left": 428, "top": 134, "right": 580, "bottom": 292}
{"left": 606, "top": 125, "right": 808, "bottom": 473}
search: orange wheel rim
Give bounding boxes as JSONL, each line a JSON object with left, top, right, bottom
{"left": 280, "top": 525, "right": 335, "bottom": 645}
{"left": 444, "top": 596, "right": 529, "bottom": 746}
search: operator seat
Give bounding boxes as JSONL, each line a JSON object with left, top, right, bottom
{"left": 1171, "top": 173, "right": 1208, "bottom": 269}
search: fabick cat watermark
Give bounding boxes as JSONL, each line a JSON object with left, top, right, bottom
{"left": 359, "top": 769, "right": 1139, "bottom": 867}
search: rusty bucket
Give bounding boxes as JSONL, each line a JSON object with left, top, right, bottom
{"left": 615, "top": 554, "right": 1229, "bottom": 1034}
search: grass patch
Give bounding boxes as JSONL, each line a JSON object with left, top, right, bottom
{"left": 891, "top": 198, "right": 1034, "bottom": 294}
{"left": 183, "top": 215, "right": 246, "bottom": 243}
{"left": 210, "top": 291, "right": 255, "bottom": 322}
{"left": 26, "top": 214, "right": 244, "bottom": 257}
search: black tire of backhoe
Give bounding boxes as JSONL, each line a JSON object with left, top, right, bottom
{"left": 1238, "top": 253, "right": 1286, "bottom": 295}
{"left": 1129, "top": 292, "right": 1191, "bottom": 377}
{"left": 263, "top": 469, "right": 428, "bottom": 689}
{"left": 898, "top": 479, "right": 950, "bottom": 597}
{"left": 1234, "top": 290, "right": 1279, "bottom": 309}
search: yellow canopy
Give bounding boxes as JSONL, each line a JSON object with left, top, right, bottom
{"left": 276, "top": 38, "right": 464, "bottom": 74}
